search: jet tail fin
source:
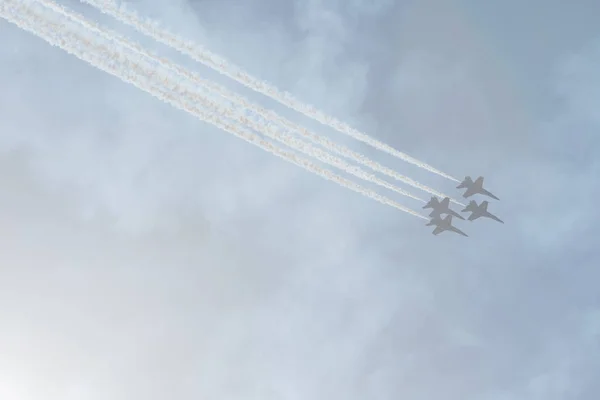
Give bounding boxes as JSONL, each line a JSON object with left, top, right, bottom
{"left": 457, "top": 176, "right": 472, "bottom": 189}
{"left": 461, "top": 200, "right": 476, "bottom": 212}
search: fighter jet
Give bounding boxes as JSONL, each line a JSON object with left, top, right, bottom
{"left": 422, "top": 196, "right": 465, "bottom": 220}
{"left": 456, "top": 176, "right": 499, "bottom": 200}
{"left": 461, "top": 200, "right": 504, "bottom": 223}
{"left": 426, "top": 215, "right": 468, "bottom": 237}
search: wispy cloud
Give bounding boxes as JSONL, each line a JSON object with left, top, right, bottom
{"left": 1, "top": 0, "right": 600, "bottom": 399}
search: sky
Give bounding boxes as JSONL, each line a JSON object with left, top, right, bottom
{"left": 1, "top": 0, "right": 600, "bottom": 399}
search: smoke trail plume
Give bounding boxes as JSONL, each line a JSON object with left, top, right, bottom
{"left": 80, "top": 0, "right": 460, "bottom": 182}
{"left": 1, "top": 0, "right": 428, "bottom": 220}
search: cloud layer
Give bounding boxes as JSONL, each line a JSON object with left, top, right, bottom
{"left": 1, "top": 0, "right": 599, "bottom": 399}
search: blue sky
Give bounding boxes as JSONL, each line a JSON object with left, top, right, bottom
{"left": 1, "top": 0, "right": 599, "bottom": 399}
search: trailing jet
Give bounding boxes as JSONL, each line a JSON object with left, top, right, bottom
{"left": 456, "top": 176, "right": 499, "bottom": 200}
{"left": 422, "top": 196, "right": 465, "bottom": 220}
{"left": 461, "top": 200, "right": 504, "bottom": 223}
{"left": 426, "top": 215, "right": 468, "bottom": 237}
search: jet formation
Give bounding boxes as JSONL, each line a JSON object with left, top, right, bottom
{"left": 425, "top": 176, "right": 502, "bottom": 237}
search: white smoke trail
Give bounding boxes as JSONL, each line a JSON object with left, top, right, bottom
{"left": 38, "top": 0, "right": 430, "bottom": 205}
{"left": 1, "top": 0, "right": 429, "bottom": 220}
{"left": 42, "top": 0, "right": 462, "bottom": 206}
{"left": 32, "top": 0, "right": 454, "bottom": 206}
{"left": 79, "top": 0, "right": 461, "bottom": 183}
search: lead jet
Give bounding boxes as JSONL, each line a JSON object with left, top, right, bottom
{"left": 426, "top": 215, "right": 468, "bottom": 237}
{"left": 456, "top": 176, "right": 499, "bottom": 200}
{"left": 461, "top": 200, "right": 504, "bottom": 223}
{"left": 422, "top": 196, "right": 465, "bottom": 220}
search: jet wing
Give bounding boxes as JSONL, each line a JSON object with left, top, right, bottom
{"left": 462, "top": 187, "right": 478, "bottom": 198}
{"left": 480, "top": 189, "right": 500, "bottom": 200}
{"left": 467, "top": 213, "right": 480, "bottom": 221}
{"left": 432, "top": 225, "right": 445, "bottom": 235}
{"left": 483, "top": 212, "right": 504, "bottom": 223}
{"left": 449, "top": 209, "right": 466, "bottom": 220}
{"left": 429, "top": 209, "right": 443, "bottom": 219}
{"left": 449, "top": 226, "right": 468, "bottom": 237}
{"left": 456, "top": 179, "right": 469, "bottom": 189}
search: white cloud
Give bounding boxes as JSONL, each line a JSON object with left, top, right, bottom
{"left": 1, "top": 0, "right": 600, "bottom": 399}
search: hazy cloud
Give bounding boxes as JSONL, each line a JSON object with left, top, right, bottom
{"left": 1, "top": 0, "right": 599, "bottom": 399}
